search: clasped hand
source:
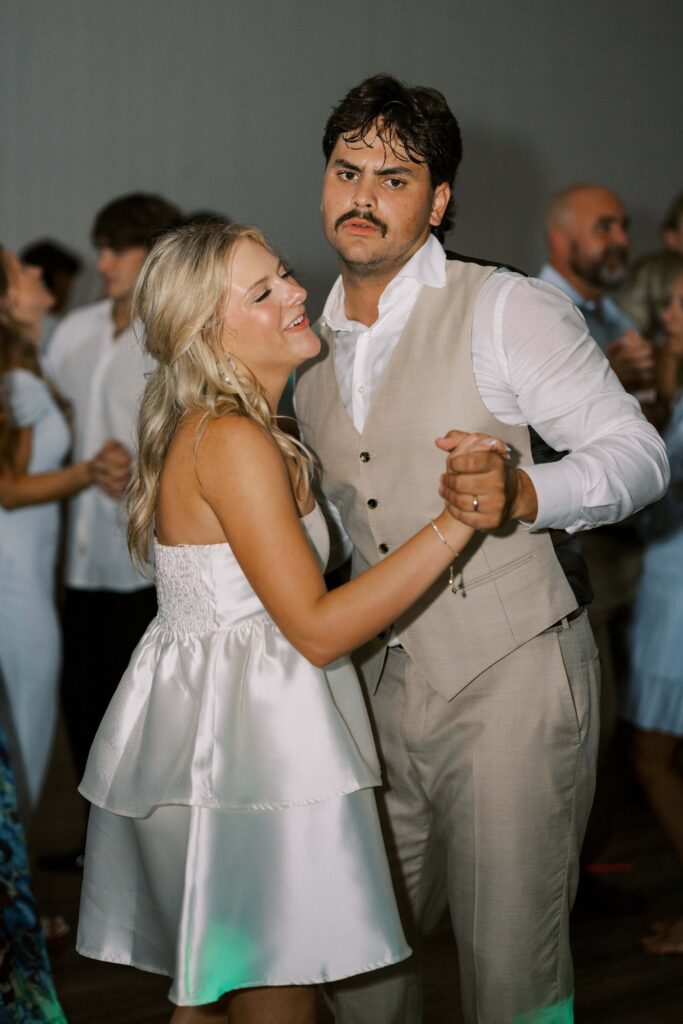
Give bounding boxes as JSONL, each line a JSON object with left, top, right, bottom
{"left": 436, "top": 430, "right": 537, "bottom": 530}
{"left": 91, "top": 440, "right": 133, "bottom": 500}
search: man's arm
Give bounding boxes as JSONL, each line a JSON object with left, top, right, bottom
{"left": 441, "top": 274, "right": 669, "bottom": 532}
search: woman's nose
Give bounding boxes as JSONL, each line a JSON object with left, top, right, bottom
{"left": 286, "top": 278, "right": 306, "bottom": 304}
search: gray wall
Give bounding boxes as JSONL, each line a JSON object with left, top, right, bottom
{"left": 2, "top": 0, "right": 682, "bottom": 312}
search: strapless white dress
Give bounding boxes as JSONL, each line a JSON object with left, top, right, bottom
{"left": 77, "top": 507, "right": 409, "bottom": 1006}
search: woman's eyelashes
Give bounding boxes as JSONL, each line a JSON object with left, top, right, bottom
{"left": 253, "top": 267, "right": 293, "bottom": 304}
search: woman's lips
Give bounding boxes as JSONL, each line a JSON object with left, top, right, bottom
{"left": 285, "top": 314, "right": 310, "bottom": 332}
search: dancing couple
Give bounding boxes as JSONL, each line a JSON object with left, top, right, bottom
{"left": 75, "top": 76, "right": 668, "bottom": 1024}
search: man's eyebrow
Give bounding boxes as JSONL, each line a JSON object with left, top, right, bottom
{"left": 332, "top": 158, "right": 416, "bottom": 177}
{"left": 377, "top": 165, "right": 416, "bottom": 177}
{"left": 333, "top": 159, "right": 363, "bottom": 172}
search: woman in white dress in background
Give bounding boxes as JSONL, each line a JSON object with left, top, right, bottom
{"left": 0, "top": 246, "right": 125, "bottom": 815}
{"left": 0, "top": 247, "right": 88, "bottom": 814}
{"left": 76, "top": 222, "right": 505, "bottom": 1024}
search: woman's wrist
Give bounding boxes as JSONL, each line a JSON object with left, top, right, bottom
{"left": 76, "top": 459, "right": 96, "bottom": 488}
{"left": 432, "top": 508, "right": 467, "bottom": 555}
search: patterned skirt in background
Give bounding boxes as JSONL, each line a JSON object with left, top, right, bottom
{"left": 0, "top": 726, "right": 67, "bottom": 1023}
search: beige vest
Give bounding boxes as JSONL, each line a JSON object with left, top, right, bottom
{"left": 296, "top": 259, "right": 577, "bottom": 698}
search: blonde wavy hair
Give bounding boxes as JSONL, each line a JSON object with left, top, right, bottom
{"left": 127, "top": 222, "right": 313, "bottom": 570}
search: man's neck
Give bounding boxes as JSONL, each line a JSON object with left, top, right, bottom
{"left": 110, "top": 295, "right": 133, "bottom": 337}
{"left": 340, "top": 270, "right": 395, "bottom": 326}
{"left": 548, "top": 258, "right": 603, "bottom": 304}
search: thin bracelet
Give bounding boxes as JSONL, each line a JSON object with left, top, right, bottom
{"left": 429, "top": 518, "right": 459, "bottom": 557}
{"left": 429, "top": 519, "right": 460, "bottom": 587}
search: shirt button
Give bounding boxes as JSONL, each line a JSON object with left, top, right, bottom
{"left": 378, "top": 543, "right": 389, "bottom": 554}
{"left": 359, "top": 451, "right": 370, "bottom": 462}
{"left": 367, "top": 498, "right": 378, "bottom": 509}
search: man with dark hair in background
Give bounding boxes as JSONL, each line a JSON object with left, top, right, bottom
{"left": 45, "top": 193, "right": 182, "bottom": 865}
{"left": 296, "top": 75, "right": 668, "bottom": 1023}
{"left": 20, "top": 239, "right": 82, "bottom": 315}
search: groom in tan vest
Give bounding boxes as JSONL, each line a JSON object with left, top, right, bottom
{"left": 295, "top": 75, "right": 668, "bottom": 1024}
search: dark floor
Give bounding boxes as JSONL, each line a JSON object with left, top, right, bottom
{"left": 29, "top": 722, "right": 683, "bottom": 1023}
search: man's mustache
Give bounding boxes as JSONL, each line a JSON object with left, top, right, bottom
{"left": 334, "top": 210, "right": 388, "bottom": 237}
{"left": 602, "top": 245, "right": 629, "bottom": 264}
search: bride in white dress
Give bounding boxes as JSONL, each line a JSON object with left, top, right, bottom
{"left": 76, "top": 222, "right": 506, "bottom": 1024}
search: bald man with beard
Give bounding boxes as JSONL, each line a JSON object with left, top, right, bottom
{"left": 540, "top": 184, "right": 654, "bottom": 393}
{"left": 540, "top": 185, "right": 657, "bottom": 888}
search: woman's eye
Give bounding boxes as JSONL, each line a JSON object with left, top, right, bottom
{"left": 280, "top": 268, "right": 293, "bottom": 280}
{"left": 254, "top": 289, "right": 271, "bottom": 303}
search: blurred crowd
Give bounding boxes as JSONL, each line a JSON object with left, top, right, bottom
{"left": 1, "top": 184, "right": 683, "bottom": 1013}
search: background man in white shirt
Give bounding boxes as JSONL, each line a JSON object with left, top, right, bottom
{"left": 47, "top": 193, "right": 182, "bottom": 849}
{"left": 296, "top": 75, "right": 669, "bottom": 1024}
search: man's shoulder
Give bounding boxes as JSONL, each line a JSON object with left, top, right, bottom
{"left": 444, "top": 250, "right": 528, "bottom": 278}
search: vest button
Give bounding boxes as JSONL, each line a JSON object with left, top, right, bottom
{"left": 359, "top": 451, "right": 370, "bottom": 462}
{"left": 367, "top": 498, "right": 378, "bottom": 509}
{"left": 378, "top": 543, "right": 389, "bottom": 554}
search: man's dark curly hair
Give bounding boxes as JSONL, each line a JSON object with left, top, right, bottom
{"left": 322, "top": 74, "right": 462, "bottom": 241}
{"left": 91, "top": 192, "right": 183, "bottom": 252}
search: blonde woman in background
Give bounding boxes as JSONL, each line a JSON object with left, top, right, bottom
{"left": 621, "top": 260, "right": 683, "bottom": 955}
{"left": 618, "top": 250, "right": 683, "bottom": 423}
{"left": 75, "top": 221, "right": 505, "bottom": 1024}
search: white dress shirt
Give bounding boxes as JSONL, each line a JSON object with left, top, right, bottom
{"left": 47, "top": 300, "right": 154, "bottom": 591}
{"left": 319, "top": 234, "right": 669, "bottom": 535}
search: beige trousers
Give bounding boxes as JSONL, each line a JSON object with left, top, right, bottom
{"left": 329, "top": 612, "right": 600, "bottom": 1024}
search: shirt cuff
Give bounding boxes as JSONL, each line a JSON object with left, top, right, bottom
{"left": 521, "top": 459, "right": 585, "bottom": 532}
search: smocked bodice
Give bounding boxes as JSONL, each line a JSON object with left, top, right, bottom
{"left": 154, "top": 505, "right": 329, "bottom": 635}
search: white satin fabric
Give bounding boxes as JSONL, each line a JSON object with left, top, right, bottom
{"left": 77, "top": 507, "right": 410, "bottom": 1005}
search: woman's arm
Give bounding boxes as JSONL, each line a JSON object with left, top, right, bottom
{"left": 0, "top": 426, "right": 94, "bottom": 509}
{"left": 196, "top": 417, "right": 483, "bottom": 668}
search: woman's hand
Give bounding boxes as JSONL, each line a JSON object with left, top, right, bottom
{"left": 92, "top": 440, "right": 132, "bottom": 499}
{"left": 435, "top": 430, "right": 538, "bottom": 530}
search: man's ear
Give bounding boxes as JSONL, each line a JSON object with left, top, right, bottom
{"left": 547, "top": 225, "right": 570, "bottom": 260}
{"left": 430, "top": 182, "right": 451, "bottom": 228}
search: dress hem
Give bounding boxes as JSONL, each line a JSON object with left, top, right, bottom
{"left": 75, "top": 944, "right": 413, "bottom": 1005}
{"left": 78, "top": 776, "right": 382, "bottom": 817}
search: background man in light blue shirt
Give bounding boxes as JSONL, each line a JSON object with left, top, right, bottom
{"left": 539, "top": 184, "right": 654, "bottom": 393}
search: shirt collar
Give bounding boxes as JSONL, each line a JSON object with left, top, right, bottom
{"left": 321, "top": 234, "right": 447, "bottom": 332}
{"left": 538, "top": 263, "right": 632, "bottom": 327}
{"left": 538, "top": 263, "right": 590, "bottom": 307}
{"left": 540, "top": 262, "right": 616, "bottom": 316}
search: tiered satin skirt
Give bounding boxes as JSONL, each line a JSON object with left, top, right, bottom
{"left": 77, "top": 559, "right": 409, "bottom": 1005}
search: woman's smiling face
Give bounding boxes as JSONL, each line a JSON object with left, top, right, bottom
{"left": 221, "top": 239, "right": 319, "bottom": 391}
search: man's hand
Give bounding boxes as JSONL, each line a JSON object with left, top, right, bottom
{"left": 436, "top": 430, "right": 538, "bottom": 530}
{"left": 92, "top": 440, "right": 133, "bottom": 500}
{"left": 605, "top": 330, "right": 655, "bottom": 391}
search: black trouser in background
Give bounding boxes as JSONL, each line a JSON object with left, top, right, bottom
{"left": 61, "top": 586, "right": 157, "bottom": 780}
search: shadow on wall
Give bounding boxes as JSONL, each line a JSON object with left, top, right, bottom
{"left": 446, "top": 122, "right": 550, "bottom": 276}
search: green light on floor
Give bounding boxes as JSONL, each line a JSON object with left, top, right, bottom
{"left": 511, "top": 995, "right": 574, "bottom": 1024}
